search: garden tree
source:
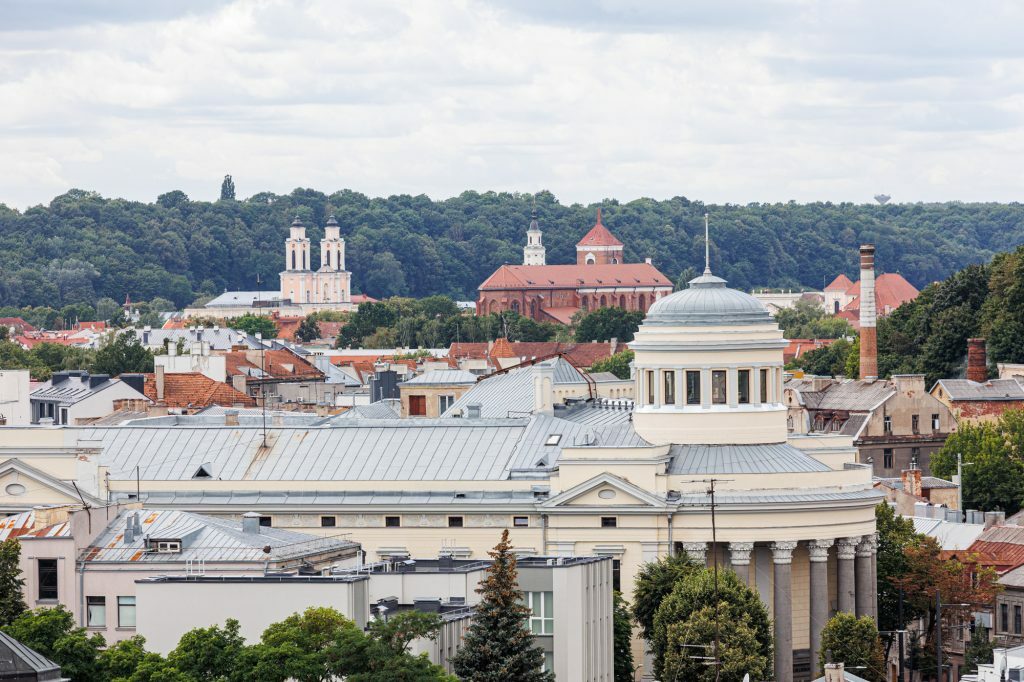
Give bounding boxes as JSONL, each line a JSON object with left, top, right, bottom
{"left": 612, "top": 592, "right": 635, "bottom": 682}
{"left": 817, "top": 614, "right": 885, "bottom": 682}
{"left": 651, "top": 568, "right": 772, "bottom": 681}
{"left": 788, "top": 337, "right": 857, "bottom": 376}
{"left": 573, "top": 307, "right": 645, "bottom": 343}
{"left": 91, "top": 330, "right": 155, "bottom": 376}
{"left": 295, "top": 317, "right": 321, "bottom": 343}
{"left": 166, "top": 619, "right": 246, "bottom": 681}
{"left": 0, "top": 340, "right": 52, "bottom": 380}
{"left": 31, "top": 343, "right": 95, "bottom": 377}
{"left": 220, "top": 175, "right": 236, "bottom": 201}
{"left": 931, "top": 411, "right": 1024, "bottom": 515}
{"left": 674, "top": 266, "right": 698, "bottom": 290}
{"left": 335, "top": 611, "right": 455, "bottom": 682}
{"left": 589, "top": 349, "right": 635, "bottom": 380}
{"left": 2, "top": 605, "right": 105, "bottom": 682}
{"left": 891, "top": 536, "right": 1001, "bottom": 675}
{"left": 0, "top": 540, "right": 25, "bottom": 626}
{"left": 631, "top": 552, "right": 696, "bottom": 642}
{"left": 775, "top": 298, "right": 854, "bottom": 340}
{"left": 227, "top": 314, "right": 279, "bottom": 339}
{"left": 99, "top": 636, "right": 158, "bottom": 681}
{"left": 964, "top": 624, "right": 994, "bottom": 674}
{"left": 95, "top": 297, "right": 127, "bottom": 326}
{"left": 875, "top": 503, "right": 927, "bottom": 634}
{"left": 451, "top": 530, "right": 553, "bottom": 681}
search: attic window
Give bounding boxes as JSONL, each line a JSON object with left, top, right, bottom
{"left": 155, "top": 541, "right": 181, "bottom": 553}
{"left": 545, "top": 434, "right": 562, "bottom": 446}
{"left": 192, "top": 464, "right": 213, "bottom": 480}
{"left": 535, "top": 458, "right": 547, "bottom": 467}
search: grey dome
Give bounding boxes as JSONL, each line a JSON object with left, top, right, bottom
{"left": 644, "top": 270, "right": 772, "bottom": 326}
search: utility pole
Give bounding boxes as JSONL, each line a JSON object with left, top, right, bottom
{"left": 936, "top": 590, "right": 943, "bottom": 682}
{"left": 898, "top": 588, "right": 905, "bottom": 682}
{"left": 709, "top": 477, "right": 720, "bottom": 682}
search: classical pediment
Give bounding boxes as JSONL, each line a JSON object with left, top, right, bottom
{"left": 540, "top": 472, "right": 666, "bottom": 509}
{"left": 0, "top": 459, "right": 100, "bottom": 507}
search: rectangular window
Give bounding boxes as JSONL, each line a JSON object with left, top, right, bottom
{"left": 760, "top": 368, "right": 769, "bottom": 403}
{"left": 932, "top": 414, "right": 940, "bottom": 431}
{"left": 320, "top": 516, "right": 336, "bottom": 527}
{"left": 601, "top": 516, "right": 617, "bottom": 528}
{"left": 448, "top": 516, "right": 463, "bottom": 528}
{"left": 438, "top": 395, "right": 455, "bottom": 413}
{"left": 912, "top": 414, "right": 920, "bottom": 434}
{"left": 258, "top": 516, "right": 272, "bottom": 527}
{"left": 385, "top": 516, "right": 401, "bottom": 527}
{"left": 737, "top": 370, "right": 750, "bottom": 404}
{"left": 612, "top": 559, "right": 621, "bottom": 593}
{"left": 527, "top": 591, "right": 554, "bottom": 635}
{"left": 155, "top": 541, "right": 180, "bottom": 553}
{"left": 60, "top": 408, "right": 68, "bottom": 425}
{"left": 87, "top": 596, "right": 105, "bottom": 628}
{"left": 883, "top": 415, "right": 892, "bottom": 433}
{"left": 1002, "top": 603, "right": 1010, "bottom": 632}
{"left": 37, "top": 559, "right": 58, "bottom": 601}
{"left": 1016, "top": 605, "right": 1022, "bottom": 634}
{"left": 663, "top": 371, "right": 675, "bottom": 405}
{"left": 118, "top": 596, "right": 136, "bottom": 628}
{"left": 883, "top": 449, "right": 894, "bottom": 469}
{"left": 409, "top": 395, "right": 426, "bottom": 416}
{"left": 645, "top": 371, "right": 655, "bottom": 404}
{"left": 686, "top": 371, "right": 701, "bottom": 405}
{"left": 513, "top": 516, "right": 529, "bottom": 527}
{"left": 542, "top": 652, "right": 554, "bottom": 673}
{"left": 711, "top": 370, "right": 727, "bottom": 404}
{"left": 911, "top": 447, "right": 921, "bottom": 466}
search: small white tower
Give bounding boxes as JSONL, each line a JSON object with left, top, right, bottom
{"left": 320, "top": 215, "right": 345, "bottom": 272}
{"left": 284, "top": 216, "right": 311, "bottom": 271}
{"left": 523, "top": 199, "right": 546, "bottom": 266}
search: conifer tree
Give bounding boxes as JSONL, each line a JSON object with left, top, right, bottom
{"left": 451, "top": 530, "right": 553, "bottom": 682}
{"left": 0, "top": 539, "right": 26, "bottom": 626}
{"left": 220, "top": 174, "right": 236, "bottom": 201}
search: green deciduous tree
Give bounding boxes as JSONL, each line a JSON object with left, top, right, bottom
{"left": 91, "top": 330, "right": 154, "bottom": 376}
{"left": 589, "top": 350, "right": 635, "bottom": 379}
{"left": 875, "top": 503, "right": 927, "bottom": 635}
{"left": 220, "top": 175, "right": 236, "bottom": 201}
{"left": 451, "top": 529, "right": 553, "bottom": 682}
{"left": 227, "top": 314, "right": 279, "bottom": 339}
{"left": 631, "top": 552, "right": 696, "bottom": 642}
{"left": 775, "top": 298, "right": 854, "bottom": 340}
{"left": 817, "top": 613, "right": 885, "bottom": 682}
{"left": 0, "top": 540, "right": 25, "bottom": 626}
{"left": 612, "top": 592, "right": 635, "bottom": 682}
{"left": 964, "top": 624, "right": 994, "bottom": 674}
{"left": 2, "top": 605, "right": 105, "bottom": 682}
{"left": 296, "top": 317, "right": 321, "bottom": 343}
{"left": 662, "top": 604, "right": 768, "bottom": 682}
{"left": 573, "top": 307, "right": 645, "bottom": 343}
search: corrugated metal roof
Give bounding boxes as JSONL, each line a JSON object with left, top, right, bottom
{"left": 0, "top": 630, "right": 64, "bottom": 676}
{"left": 401, "top": 370, "right": 478, "bottom": 386}
{"left": 911, "top": 517, "right": 986, "bottom": 550}
{"left": 675, "top": 488, "right": 883, "bottom": 505}
{"left": 328, "top": 401, "right": 401, "bottom": 421}
{"left": 79, "top": 509, "right": 356, "bottom": 563}
{"left": 442, "top": 359, "right": 587, "bottom": 419}
{"left": 556, "top": 402, "right": 634, "bottom": 426}
{"left": 1000, "top": 564, "right": 1024, "bottom": 588}
{"left": 667, "top": 443, "right": 832, "bottom": 474}
{"left": 934, "top": 379, "right": 1024, "bottom": 401}
{"left": 802, "top": 379, "right": 895, "bottom": 411}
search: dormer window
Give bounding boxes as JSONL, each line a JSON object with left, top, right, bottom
{"left": 192, "top": 464, "right": 213, "bottom": 480}
{"left": 544, "top": 434, "right": 561, "bottom": 446}
{"left": 153, "top": 540, "right": 181, "bottom": 553}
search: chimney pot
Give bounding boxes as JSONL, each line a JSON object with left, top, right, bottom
{"left": 967, "top": 338, "right": 988, "bottom": 383}
{"left": 225, "top": 409, "right": 239, "bottom": 426}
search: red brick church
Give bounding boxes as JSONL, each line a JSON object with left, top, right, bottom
{"left": 477, "top": 208, "right": 673, "bottom": 324}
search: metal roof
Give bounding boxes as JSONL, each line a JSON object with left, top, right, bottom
{"left": 134, "top": 490, "right": 539, "bottom": 507}
{"left": 328, "top": 401, "right": 401, "bottom": 421}
{"left": 667, "top": 443, "right": 832, "bottom": 475}
{"left": 675, "top": 488, "right": 883, "bottom": 505}
{"left": 588, "top": 372, "right": 627, "bottom": 383}
{"left": 400, "top": 370, "right": 478, "bottom": 386}
{"left": 1000, "top": 564, "right": 1024, "bottom": 589}
{"left": 78, "top": 509, "right": 357, "bottom": 564}
{"left": 911, "top": 517, "right": 986, "bottom": 550}
{"left": 643, "top": 273, "right": 774, "bottom": 327}
{"left": 441, "top": 359, "right": 587, "bottom": 419}
{"left": 934, "top": 378, "right": 1024, "bottom": 401}
{"left": 0, "top": 630, "right": 65, "bottom": 680}
{"left": 125, "top": 326, "right": 260, "bottom": 350}
{"left": 556, "top": 402, "right": 635, "bottom": 426}
{"left": 30, "top": 373, "right": 131, "bottom": 407}
{"left": 203, "top": 291, "right": 280, "bottom": 307}
{"left": 800, "top": 379, "right": 895, "bottom": 411}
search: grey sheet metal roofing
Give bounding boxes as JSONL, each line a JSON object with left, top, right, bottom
{"left": 441, "top": 359, "right": 587, "bottom": 419}
{"left": 134, "top": 490, "right": 540, "bottom": 507}
{"left": 328, "top": 400, "right": 401, "bottom": 421}
{"left": 401, "top": 370, "right": 479, "bottom": 386}
{"left": 934, "top": 378, "right": 1024, "bottom": 401}
{"left": 675, "top": 488, "right": 882, "bottom": 506}
{"left": 799, "top": 379, "right": 895, "bottom": 411}
{"left": 643, "top": 271, "right": 774, "bottom": 326}
{"left": 556, "top": 401, "right": 635, "bottom": 426}
{"left": 667, "top": 443, "right": 832, "bottom": 474}
{"left": 0, "top": 630, "right": 65, "bottom": 680}
{"left": 80, "top": 509, "right": 356, "bottom": 563}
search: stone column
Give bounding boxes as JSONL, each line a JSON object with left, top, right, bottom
{"left": 728, "top": 542, "right": 754, "bottom": 585}
{"left": 681, "top": 541, "right": 707, "bottom": 566}
{"left": 866, "top": 534, "right": 878, "bottom": 622}
{"left": 837, "top": 536, "right": 860, "bottom": 614}
{"left": 856, "top": 536, "right": 873, "bottom": 618}
{"left": 808, "top": 539, "right": 833, "bottom": 676}
{"left": 772, "top": 541, "right": 798, "bottom": 682}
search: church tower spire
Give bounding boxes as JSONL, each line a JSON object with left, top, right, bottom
{"left": 523, "top": 196, "right": 546, "bottom": 266}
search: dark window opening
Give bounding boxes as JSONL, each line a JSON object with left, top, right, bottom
{"left": 513, "top": 516, "right": 529, "bottom": 527}
{"left": 737, "top": 370, "right": 750, "bottom": 404}
{"left": 37, "top": 559, "right": 58, "bottom": 600}
{"left": 663, "top": 371, "right": 675, "bottom": 405}
{"left": 883, "top": 449, "right": 894, "bottom": 469}
{"left": 912, "top": 414, "right": 920, "bottom": 434}
{"left": 711, "top": 370, "right": 727, "bottom": 404}
{"left": 448, "top": 516, "right": 463, "bottom": 528}
{"left": 258, "top": 516, "right": 272, "bottom": 527}
{"left": 1002, "top": 603, "right": 1010, "bottom": 632}
{"left": 385, "top": 516, "right": 401, "bottom": 527}
{"left": 320, "top": 516, "right": 336, "bottom": 527}
{"left": 601, "top": 517, "right": 617, "bottom": 528}
{"left": 686, "top": 371, "right": 701, "bottom": 405}
{"left": 759, "top": 368, "right": 769, "bottom": 403}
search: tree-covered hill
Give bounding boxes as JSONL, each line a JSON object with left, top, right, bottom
{"left": 2, "top": 188, "right": 1023, "bottom": 308}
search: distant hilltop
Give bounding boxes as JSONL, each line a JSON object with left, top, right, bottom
{"left": 0, "top": 187, "right": 1020, "bottom": 311}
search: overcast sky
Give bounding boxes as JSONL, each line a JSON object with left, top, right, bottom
{"left": 2, "top": 0, "right": 1022, "bottom": 209}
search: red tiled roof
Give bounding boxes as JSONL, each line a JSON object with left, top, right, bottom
{"left": 14, "top": 334, "right": 82, "bottom": 349}
{"left": 490, "top": 338, "right": 516, "bottom": 358}
{"left": 542, "top": 307, "right": 580, "bottom": 325}
{"left": 824, "top": 274, "right": 854, "bottom": 292}
{"left": 843, "top": 273, "right": 920, "bottom": 315}
{"left": 224, "top": 350, "right": 323, "bottom": 380}
{"left": 447, "top": 340, "right": 625, "bottom": 368}
{"left": 74, "top": 321, "right": 107, "bottom": 331}
{"left": 317, "top": 322, "right": 344, "bottom": 339}
{"left": 351, "top": 294, "right": 378, "bottom": 304}
{"left": 273, "top": 316, "right": 303, "bottom": 342}
{"left": 784, "top": 338, "right": 836, "bottom": 363}
{"left": 479, "top": 263, "right": 670, "bottom": 290}
{"left": 0, "top": 318, "right": 35, "bottom": 332}
{"left": 576, "top": 209, "right": 623, "bottom": 248}
{"left": 964, "top": 526, "right": 1024, "bottom": 573}
{"left": 141, "top": 373, "right": 256, "bottom": 408}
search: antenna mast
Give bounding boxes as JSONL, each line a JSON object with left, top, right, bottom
{"left": 704, "top": 213, "right": 711, "bottom": 275}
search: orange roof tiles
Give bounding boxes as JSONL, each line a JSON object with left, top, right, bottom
{"left": 843, "top": 273, "right": 920, "bottom": 315}
{"left": 542, "top": 307, "right": 580, "bottom": 325}
{"left": 224, "top": 350, "right": 323, "bottom": 380}
{"left": 489, "top": 338, "right": 516, "bottom": 359}
{"left": 447, "top": 340, "right": 625, "bottom": 368}
{"left": 784, "top": 338, "right": 836, "bottom": 363}
{"left": 576, "top": 209, "right": 623, "bottom": 248}
{"left": 479, "top": 263, "right": 670, "bottom": 290}
{"left": 141, "top": 373, "right": 256, "bottom": 408}
{"left": 824, "top": 274, "right": 854, "bottom": 292}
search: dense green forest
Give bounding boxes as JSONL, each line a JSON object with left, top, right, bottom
{"left": 2, "top": 187, "right": 1023, "bottom": 309}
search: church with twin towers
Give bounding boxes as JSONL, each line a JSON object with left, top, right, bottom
{"left": 278, "top": 215, "right": 353, "bottom": 308}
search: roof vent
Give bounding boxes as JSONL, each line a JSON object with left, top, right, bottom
{"left": 192, "top": 464, "right": 213, "bottom": 480}
{"left": 465, "top": 403, "right": 482, "bottom": 419}
{"left": 241, "top": 511, "right": 261, "bottom": 535}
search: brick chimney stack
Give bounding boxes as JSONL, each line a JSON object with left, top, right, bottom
{"left": 967, "top": 338, "right": 988, "bottom": 383}
{"left": 859, "top": 244, "right": 878, "bottom": 380}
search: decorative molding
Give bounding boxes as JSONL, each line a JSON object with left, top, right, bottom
{"left": 771, "top": 540, "right": 799, "bottom": 564}
{"left": 837, "top": 536, "right": 862, "bottom": 560}
{"left": 808, "top": 539, "right": 834, "bottom": 563}
{"left": 728, "top": 541, "right": 755, "bottom": 565}
{"left": 681, "top": 541, "right": 708, "bottom": 563}
{"left": 856, "top": 536, "right": 874, "bottom": 558}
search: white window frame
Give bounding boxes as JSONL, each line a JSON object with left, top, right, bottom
{"left": 118, "top": 596, "right": 136, "bottom": 628}
{"left": 438, "top": 394, "right": 455, "bottom": 413}
{"left": 87, "top": 596, "right": 105, "bottom": 628}
{"left": 527, "top": 591, "right": 554, "bottom": 635}
{"left": 155, "top": 541, "right": 181, "bottom": 553}
{"left": 513, "top": 516, "right": 529, "bottom": 527}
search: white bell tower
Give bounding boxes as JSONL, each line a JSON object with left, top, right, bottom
{"left": 523, "top": 199, "right": 546, "bottom": 266}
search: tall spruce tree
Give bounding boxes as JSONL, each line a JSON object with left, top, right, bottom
{"left": 0, "top": 539, "right": 26, "bottom": 626}
{"left": 451, "top": 530, "right": 553, "bottom": 682}
{"left": 220, "top": 174, "right": 236, "bottom": 201}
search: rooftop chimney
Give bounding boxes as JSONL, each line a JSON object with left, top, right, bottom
{"left": 967, "top": 338, "right": 988, "bottom": 383}
{"left": 858, "top": 244, "right": 878, "bottom": 380}
{"left": 155, "top": 365, "right": 165, "bottom": 402}
{"left": 824, "top": 663, "right": 845, "bottom": 682}
{"left": 241, "top": 511, "right": 261, "bottom": 535}
{"left": 901, "top": 468, "right": 923, "bottom": 498}
{"left": 224, "top": 409, "right": 239, "bottom": 426}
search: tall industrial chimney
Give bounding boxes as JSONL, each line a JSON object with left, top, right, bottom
{"left": 967, "top": 338, "right": 988, "bottom": 383}
{"left": 859, "top": 245, "right": 878, "bottom": 380}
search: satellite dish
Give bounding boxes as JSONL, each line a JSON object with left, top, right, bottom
{"left": 874, "top": 194, "right": 891, "bottom": 205}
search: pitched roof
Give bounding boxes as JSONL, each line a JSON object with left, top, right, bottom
{"left": 783, "top": 338, "right": 835, "bottom": 363}
{"left": 576, "top": 209, "right": 623, "bottom": 248}
{"left": 401, "top": 370, "right": 479, "bottom": 386}
{"left": 490, "top": 337, "right": 516, "bottom": 359}
{"left": 142, "top": 373, "right": 256, "bottom": 409}
{"left": 933, "top": 378, "right": 1024, "bottom": 401}
{"left": 824, "top": 274, "right": 854, "bottom": 292}
{"left": 541, "top": 307, "right": 579, "bottom": 325}
{"left": 224, "top": 350, "right": 323, "bottom": 381}
{"left": 478, "top": 263, "right": 670, "bottom": 290}
{"left": 0, "top": 630, "right": 65, "bottom": 679}
{"left": 797, "top": 379, "right": 896, "bottom": 412}
{"left": 447, "top": 341, "right": 625, "bottom": 368}
{"left": 843, "top": 273, "right": 920, "bottom": 314}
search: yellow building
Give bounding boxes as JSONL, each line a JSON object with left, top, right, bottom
{"left": 0, "top": 264, "right": 879, "bottom": 681}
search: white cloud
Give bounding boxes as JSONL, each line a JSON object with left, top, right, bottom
{"left": 0, "top": 0, "right": 1022, "bottom": 208}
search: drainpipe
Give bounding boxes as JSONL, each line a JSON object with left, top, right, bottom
{"left": 77, "top": 560, "right": 86, "bottom": 627}
{"left": 667, "top": 512, "right": 674, "bottom": 556}
{"left": 541, "top": 514, "right": 548, "bottom": 555}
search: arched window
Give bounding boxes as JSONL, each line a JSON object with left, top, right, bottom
{"left": 639, "top": 293, "right": 646, "bottom": 310}
{"left": 303, "top": 252, "right": 308, "bottom": 270}
{"left": 619, "top": 295, "right": 626, "bottom": 307}
{"left": 511, "top": 300, "right": 520, "bottom": 314}
{"left": 581, "top": 296, "right": 589, "bottom": 311}
{"left": 599, "top": 295, "right": 607, "bottom": 307}
{"left": 611, "top": 258, "right": 618, "bottom": 264}
{"left": 291, "top": 251, "right": 296, "bottom": 270}
{"left": 586, "top": 253, "right": 596, "bottom": 265}
{"left": 530, "top": 300, "right": 537, "bottom": 318}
